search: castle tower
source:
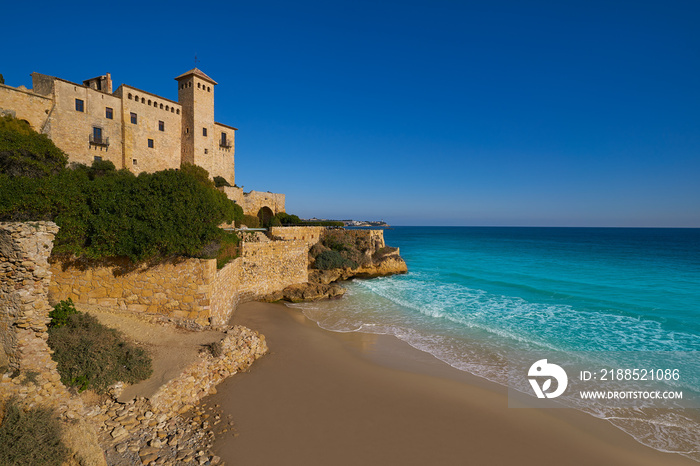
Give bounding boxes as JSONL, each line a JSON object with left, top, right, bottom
{"left": 175, "top": 68, "right": 218, "bottom": 175}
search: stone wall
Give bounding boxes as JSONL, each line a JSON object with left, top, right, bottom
{"left": 238, "top": 239, "right": 309, "bottom": 297}
{"left": 149, "top": 325, "right": 267, "bottom": 416}
{"left": 209, "top": 238, "right": 308, "bottom": 326}
{"left": 220, "top": 186, "right": 286, "bottom": 216}
{"left": 49, "top": 76, "right": 126, "bottom": 169}
{"left": 336, "top": 228, "right": 386, "bottom": 248}
{"left": 50, "top": 237, "right": 308, "bottom": 328}
{"left": 213, "top": 122, "right": 236, "bottom": 185}
{"left": 0, "top": 83, "right": 53, "bottom": 133}
{"left": 115, "top": 84, "right": 182, "bottom": 175}
{"left": 270, "top": 225, "right": 325, "bottom": 247}
{"left": 0, "top": 70, "right": 240, "bottom": 187}
{"left": 49, "top": 257, "right": 217, "bottom": 327}
{"left": 0, "top": 222, "right": 85, "bottom": 418}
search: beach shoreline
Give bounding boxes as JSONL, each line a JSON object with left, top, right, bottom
{"left": 209, "top": 301, "right": 697, "bottom": 466}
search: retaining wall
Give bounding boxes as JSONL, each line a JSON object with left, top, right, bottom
{"left": 49, "top": 237, "right": 308, "bottom": 327}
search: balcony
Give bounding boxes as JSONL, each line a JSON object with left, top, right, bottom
{"left": 89, "top": 134, "right": 110, "bottom": 147}
{"left": 219, "top": 139, "right": 232, "bottom": 149}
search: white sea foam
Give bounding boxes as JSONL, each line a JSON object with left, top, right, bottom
{"left": 288, "top": 275, "right": 700, "bottom": 462}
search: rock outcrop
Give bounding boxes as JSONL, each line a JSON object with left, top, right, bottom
{"left": 266, "top": 228, "right": 407, "bottom": 303}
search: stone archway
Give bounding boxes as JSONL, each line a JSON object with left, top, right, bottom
{"left": 257, "top": 206, "right": 274, "bottom": 228}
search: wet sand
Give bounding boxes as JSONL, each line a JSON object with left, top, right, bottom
{"left": 209, "top": 301, "right": 697, "bottom": 466}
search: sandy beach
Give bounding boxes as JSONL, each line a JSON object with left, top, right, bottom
{"left": 209, "top": 301, "right": 697, "bottom": 466}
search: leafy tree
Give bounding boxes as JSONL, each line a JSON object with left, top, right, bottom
{"left": 0, "top": 115, "right": 68, "bottom": 177}
{"left": 0, "top": 118, "right": 242, "bottom": 262}
{"left": 180, "top": 162, "right": 214, "bottom": 188}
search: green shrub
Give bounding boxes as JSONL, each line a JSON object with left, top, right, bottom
{"left": 0, "top": 166, "right": 239, "bottom": 262}
{"left": 86, "top": 159, "right": 116, "bottom": 179}
{"left": 207, "top": 341, "right": 223, "bottom": 358}
{"left": 238, "top": 214, "right": 260, "bottom": 228}
{"left": 180, "top": 162, "right": 214, "bottom": 188}
{"left": 0, "top": 115, "right": 68, "bottom": 178}
{"left": 0, "top": 399, "right": 69, "bottom": 466}
{"left": 48, "top": 312, "right": 152, "bottom": 393}
{"left": 48, "top": 298, "right": 79, "bottom": 328}
{"left": 273, "top": 212, "right": 302, "bottom": 225}
{"left": 0, "top": 119, "right": 241, "bottom": 263}
{"left": 314, "top": 250, "right": 358, "bottom": 270}
{"left": 213, "top": 176, "right": 231, "bottom": 187}
{"left": 200, "top": 230, "right": 240, "bottom": 269}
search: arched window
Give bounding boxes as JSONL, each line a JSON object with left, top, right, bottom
{"left": 141, "top": 97, "right": 145, "bottom": 104}
{"left": 207, "top": 86, "right": 211, "bottom": 92}
{"left": 134, "top": 95, "right": 139, "bottom": 101}
{"left": 176, "top": 109, "right": 180, "bottom": 115}
{"left": 198, "top": 83, "right": 201, "bottom": 89}
{"left": 128, "top": 93, "right": 133, "bottom": 100}
{"left": 171, "top": 108, "right": 174, "bottom": 113}
{"left": 148, "top": 99, "right": 152, "bottom": 106}
{"left": 160, "top": 103, "right": 163, "bottom": 109}
{"left": 165, "top": 105, "right": 169, "bottom": 111}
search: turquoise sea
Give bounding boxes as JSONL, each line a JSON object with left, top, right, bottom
{"left": 291, "top": 227, "right": 700, "bottom": 462}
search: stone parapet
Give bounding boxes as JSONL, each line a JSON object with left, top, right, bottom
{"left": 269, "top": 225, "right": 325, "bottom": 247}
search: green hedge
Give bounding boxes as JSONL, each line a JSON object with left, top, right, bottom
{"left": 0, "top": 116, "right": 244, "bottom": 263}
{"left": 0, "top": 161, "right": 242, "bottom": 262}
{"left": 0, "top": 116, "right": 68, "bottom": 178}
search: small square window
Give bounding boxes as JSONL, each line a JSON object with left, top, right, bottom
{"left": 204, "top": 149, "right": 208, "bottom": 154}
{"left": 158, "top": 120, "right": 165, "bottom": 131}
{"left": 133, "top": 159, "right": 138, "bottom": 165}
{"left": 148, "top": 139, "right": 154, "bottom": 148}
{"left": 75, "top": 99, "right": 84, "bottom": 112}
{"left": 203, "top": 127, "right": 207, "bottom": 137}
{"left": 106, "top": 107, "right": 113, "bottom": 119}
{"left": 130, "top": 112, "right": 137, "bottom": 124}
{"left": 94, "top": 156, "right": 102, "bottom": 162}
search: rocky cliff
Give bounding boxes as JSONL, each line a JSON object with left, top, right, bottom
{"left": 267, "top": 228, "right": 407, "bottom": 302}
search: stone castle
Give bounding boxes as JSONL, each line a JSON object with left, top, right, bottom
{"left": 0, "top": 68, "right": 284, "bottom": 217}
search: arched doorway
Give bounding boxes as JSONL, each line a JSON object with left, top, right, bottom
{"left": 257, "top": 206, "right": 274, "bottom": 228}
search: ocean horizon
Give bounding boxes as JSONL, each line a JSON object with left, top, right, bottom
{"left": 290, "top": 226, "right": 700, "bottom": 462}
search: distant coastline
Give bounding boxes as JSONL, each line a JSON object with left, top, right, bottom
{"left": 304, "top": 218, "right": 390, "bottom": 228}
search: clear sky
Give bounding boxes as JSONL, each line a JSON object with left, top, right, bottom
{"left": 2, "top": 1, "right": 699, "bottom": 226}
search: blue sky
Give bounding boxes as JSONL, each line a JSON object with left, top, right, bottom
{"left": 2, "top": 1, "right": 699, "bottom": 226}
